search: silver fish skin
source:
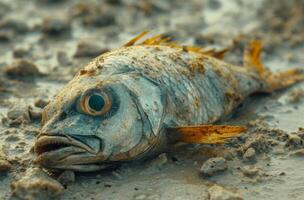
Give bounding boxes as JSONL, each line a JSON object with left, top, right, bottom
{"left": 34, "top": 43, "right": 285, "bottom": 172}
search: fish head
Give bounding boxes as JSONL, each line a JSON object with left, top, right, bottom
{"left": 35, "top": 70, "right": 166, "bottom": 172}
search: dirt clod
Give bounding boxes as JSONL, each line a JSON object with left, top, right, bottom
{"left": 42, "top": 17, "right": 71, "bottom": 37}
{"left": 242, "top": 147, "right": 256, "bottom": 162}
{"left": 285, "top": 134, "right": 303, "bottom": 149}
{"left": 34, "top": 99, "right": 49, "bottom": 109}
{"left": 241, "top": 166, "right": 258, "bottom": 177}
{"left": 6, "top": 106, "right": 31, "bottom": 126}
{"left": 200, "top": 157, "right": 228, "bottom": 176}
{"left": 4, "top": 59, "right": 42, "bottom": 77}
{"left": 239, "top": 134, "right": 270, "bottom": 154}
{"left": 10, "top": 168, "right": 63, "bottom": 200}
{"left": 208, "top": 185, "right": 243, "bottom": 200}
{"left": 0, "top": 159, "right": 11, "bottom": 172}
{"left": 28, "top": 106, "right": 42, "bottom": 121}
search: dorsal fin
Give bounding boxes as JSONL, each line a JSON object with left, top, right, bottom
{"left": 123, "top": 31, "right": 228, "bottom": 60}
{"left": 123, "top": 31, "right": 149, "bottom": 47}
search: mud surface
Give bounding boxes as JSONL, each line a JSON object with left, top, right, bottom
{"left": 0, "top": 0, "right": 304, "bottom": 199}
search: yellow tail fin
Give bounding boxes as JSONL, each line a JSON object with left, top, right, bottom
{"left": 243, "top": 40, "right": 304, "bottom": 92}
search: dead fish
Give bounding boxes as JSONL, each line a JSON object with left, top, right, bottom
{"left": 34, "top": 32, "right": 304, "bottom": 171}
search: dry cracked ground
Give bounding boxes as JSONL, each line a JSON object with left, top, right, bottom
{"left": 0, "top": 0, "right": 304, "bottom": 200}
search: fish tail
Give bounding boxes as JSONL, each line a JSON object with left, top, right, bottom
{"left": 243, "top": 40, "right": 304, "bottom": 92}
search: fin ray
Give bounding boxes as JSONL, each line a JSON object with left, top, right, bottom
{"left": 123, "top": 31, "right": 228, "bottom": 59}
{"left": 167, "top": 125, "right": 245, "bottom": 144}
{"left": 244, "top": 40, "right": 304, "bottom": 92}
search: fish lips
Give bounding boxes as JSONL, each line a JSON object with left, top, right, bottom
{"left": 34, "top": 135, "right": 111, "bottom": 171}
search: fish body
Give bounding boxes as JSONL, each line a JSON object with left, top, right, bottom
{"left": 35, "top": 34, "right": 303, "bottom": 171}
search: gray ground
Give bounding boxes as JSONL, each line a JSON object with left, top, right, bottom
{"left": 0, "top": 0, "right": 304, "bottom": 199}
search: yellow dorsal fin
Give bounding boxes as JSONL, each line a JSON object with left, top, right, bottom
{"left": 122, "top": 31, "right": 228, "bottom": 59}
{"left": 123, "top": 31, "right": 149, "bottom": 47}
{"left": 167, "top": 125, "right": 245, "bottom": 144}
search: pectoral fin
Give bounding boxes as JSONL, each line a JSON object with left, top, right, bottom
{"left": 167, "top": 125, "right": 245, "bottom": 144}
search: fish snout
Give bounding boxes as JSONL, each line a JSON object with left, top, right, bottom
{"left": 34, "top": 134, "right": 110, "bottom": 171}
{"left": 35, "top": 134, "right": 102, "bottom": 156}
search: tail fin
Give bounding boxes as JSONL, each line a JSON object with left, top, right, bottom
{"left": 243, "top": 40, "right": 304, "bottom": 92}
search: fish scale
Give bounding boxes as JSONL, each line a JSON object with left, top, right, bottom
{"left": 91, "top": 45, "right": 260, "bottom": 126}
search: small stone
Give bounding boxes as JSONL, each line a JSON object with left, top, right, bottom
{"left": 241, "top": 166, "right": 258, "bottom": 177}
{"left": 13, "top": 46, "right": 30, "bottom": 58}
{"left": 74, "top": 41, "right": 109, "bottom": 58}
{"left": 0, "top": 159, "right": 11, "bottom": 172}
{"left": 7, "top": 106, "right": 30, "bottom": 122}
{"left": 208, "top": 185, "right": 243, "bottom": 200}
{"left": 0, "top": 30, "right": 13, "bottom": 42}
{"left": 4, "top": 59, "right": 42, "bottom": 77}
{"left": 28, "top": 106, "right": 43, "bottom": 121}
{"left": 285, "top": 134, "right": 303, "bottom": 149}
{"left": 0, "top": 18, "right": 29, "bottom": 33}
{"left": 10, "top": 168, "right": 63, "bottom": 200}
{"left": 34, "top": 99, "right": 49, "bottom": 109}
{"left": 200, "top": 157, "right": 228, "bottom": 176}
{"left": 57, "top": 170, "right": 75, "bottom": 186}
{"left": 240, "top": 134, "right": 270, "bottom": 154}
{"left": 243, "top": 147, "right": 256, "bottom": 161}
{"left": 149, "top": 153, "right": 168, "bottom": 168}
{"left": 134, "top": 194, "right": 147, "bottom": 200}
{"left": 42, "top": 17, "right": 71, "bottom": 37}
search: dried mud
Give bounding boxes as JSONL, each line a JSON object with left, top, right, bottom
{"left": 0, "top": 0, "right": 304, "bottom": 200}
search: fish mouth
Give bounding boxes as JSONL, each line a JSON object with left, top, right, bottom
{"left": 35, "top": 134, "right": 111, "bottom": 172}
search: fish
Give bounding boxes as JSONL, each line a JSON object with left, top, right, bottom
{"left": 34, "top": 32, "right": 304, "bottom": 172}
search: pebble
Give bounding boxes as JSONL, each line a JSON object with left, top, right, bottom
{"left": 13, "top": 46, "right": 30, "bottom": 58}
{"left": 208, "top": 185, "right": 243, "bottom": 200}
{"left": 200, "top": 157, "right": 228, "bottom": 176}
{"left": 34, "top": 99, "right": 49, "bottom": 109}
{"left": 28, "top": 106, "right": 43, "bottom": 121}
{"left": 242, "top": 147, "right": 256, "bottom": 161}
{"left": 149, "top": 153, "right": 168, "bottom": 168}
{"left": 285, "top": 134, "right": 303, "bottom": 149}
{"left": 6, "top": 106, "right": 31, "bottom": 126}
{"left": 74, "top": 41, "right": 109, "bottom": 58}
{"left": 10, "top": 168, "right": 63, "bottom": 200}
{"left": 4, "top": 59, "right": 42, "bottom": 77}
{"left": 42, "top": 17, "right": 71, "bottom": 37}
{"left": 241, "top": 166, "right": 258, "bottom": 177}
{"left": 0, "top": 159, "right": 11, "bottom": 172}
{"left": 0, "top": 18, "right": 29, "bottom": 33}
{"left": 0, "top": 30, "right": 13, "bottom": 42}
{"left": 57, "top": 170, "right": 75, "bottom": 186}
{"left": 240, "top": 134, "right": 270, "bottom": 154}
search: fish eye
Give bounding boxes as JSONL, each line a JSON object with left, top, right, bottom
{"left": 78, "top": 91, "right": 112, "bottom": 116}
